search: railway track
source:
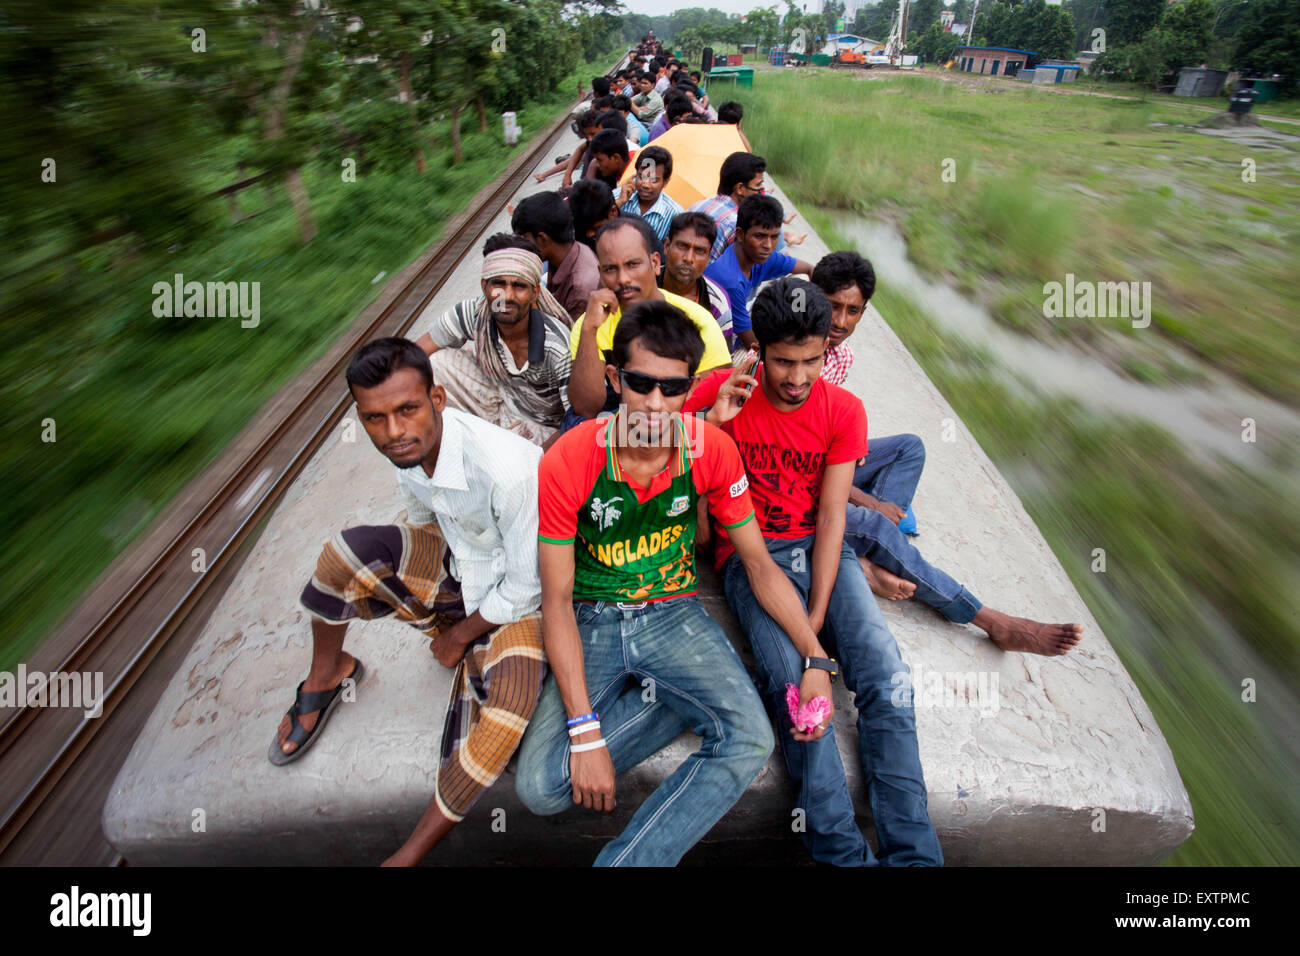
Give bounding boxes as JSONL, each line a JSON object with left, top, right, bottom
{"left": 0, "top": 55, "right": 626, "bottom": 865}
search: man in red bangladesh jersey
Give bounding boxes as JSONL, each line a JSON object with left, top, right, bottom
{"left": 515, "top": 298, "right": 829, "bottom": 866}
{"left": 683, "top": 276, "right": 943, "bottom": 866}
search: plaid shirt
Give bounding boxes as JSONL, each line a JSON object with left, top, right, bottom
{"left": 688, "top": 194, "right": 739, "bottom": 262}
{"left": 820, "top": 341, "right": 855, "bottom": 386}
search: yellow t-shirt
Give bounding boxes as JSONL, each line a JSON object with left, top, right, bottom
{"left": 569, "top": 289, "right": 732, "bottom": 373}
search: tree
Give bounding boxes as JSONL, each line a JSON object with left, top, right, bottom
{"left": 914, "top": 20, "right": 962, "bottom": 60}
{"left": 1233, "top": 0, "right": 1300, "bottom": 92}
{"left": 1106, "top": 0, "right": 1166, "bottom": 47}
{"left": 909, "top": 0, "right": 944, "bottom": 38}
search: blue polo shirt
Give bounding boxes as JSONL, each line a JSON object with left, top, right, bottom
{"left": 703, "top": 245, "right": 797, "bottom": 336}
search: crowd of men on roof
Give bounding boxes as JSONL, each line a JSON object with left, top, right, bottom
{"left": 265, "top": 34, "right": 1083, "bottom": 867}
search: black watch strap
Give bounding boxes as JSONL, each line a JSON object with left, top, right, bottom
{"left": 803, "top": 656, "right": 838, "bottom": 682}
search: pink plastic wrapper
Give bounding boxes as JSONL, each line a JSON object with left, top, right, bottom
{"left": 785, "top": 683, "right": 832, "bottom": 732}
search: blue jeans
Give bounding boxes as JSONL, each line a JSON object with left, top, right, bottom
{"left": 723, "top": 537, "right": 943, "bottom": 866}
{"left": 845, "top": 434, "right": 982, "bottom": 625}
{"left": 514, "top": 595, "right": 773, "bottom": 866}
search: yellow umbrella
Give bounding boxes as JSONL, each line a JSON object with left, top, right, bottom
{"left": 618, "top": 123, "right": 748, "bottom": 209}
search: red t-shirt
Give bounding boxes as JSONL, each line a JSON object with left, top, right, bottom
{"left": 538, "top": 412, "right": 755, "bottom": 602}
{"left": 683, "top": 367, "right": 868, "bottom": 568}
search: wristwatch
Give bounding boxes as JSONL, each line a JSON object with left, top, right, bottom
{"left": 802, "top": 656, "right": 839, "bottom": 682}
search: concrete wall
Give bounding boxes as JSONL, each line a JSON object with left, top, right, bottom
{"left": 102, "top": 112, "right": 1194, "bottom": 867}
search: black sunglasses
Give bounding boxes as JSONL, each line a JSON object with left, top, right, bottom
{"left": 618, "top": 368, "right": 694, "bottom": 397}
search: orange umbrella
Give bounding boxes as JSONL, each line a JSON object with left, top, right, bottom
{"left": 618, "top": 123, "right": 748, "bottom": 209}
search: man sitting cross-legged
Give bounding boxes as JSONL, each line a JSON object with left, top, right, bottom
{"left": 515, "top": 300, "right": 831, "bottom": 866}
{"left": 270, "top": 338, "right": 548, "bottom": 866}
{"left": 413, "top": 234, "right": 573, "bottom": 446}
{"left": 811, "top": 252, "right": 1083, "bottom": 657}
{"left": 683, "top": 278, "right": 943, "bottom": 866}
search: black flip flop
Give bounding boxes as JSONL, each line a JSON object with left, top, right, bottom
{"left": 267, "top": 658, "right": 365, "bottom": 766}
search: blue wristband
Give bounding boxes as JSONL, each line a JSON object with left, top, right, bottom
{"left": 566, "top": 712, "right": 599, "bottom": 727}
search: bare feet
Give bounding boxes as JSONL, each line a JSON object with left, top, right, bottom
{"left": 275, "top": 651, "right": 357, "bottom": 756}
{"left": 784, "top": 230, "right": 807, "bottom": 245}
{"left": 974, "top": 608, "right": 1082, "bottom": 656}
{"left": 858, "top": 556, "right": 917, "bottom": 601}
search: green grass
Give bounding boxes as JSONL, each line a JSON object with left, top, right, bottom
{"left": 743, "top": 69, "right": 1300, "bottom": 402}
{"left": 773, "top": 76, "right": 1300, "bottom": 865}
{"left": 0, "top": 53, "right": 616, "bottom": 675}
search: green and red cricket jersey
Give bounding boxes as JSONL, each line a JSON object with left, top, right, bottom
{"left": 538, "top": 412, "right": 755, "bottom": 603}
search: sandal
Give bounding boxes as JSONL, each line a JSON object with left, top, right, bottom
{"left": 267, "top": 657, "right": 365, "bottom": 766}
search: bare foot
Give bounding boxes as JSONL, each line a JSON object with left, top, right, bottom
{"left": 974, "top": 608, "right": 1082, "bottom": 656}
{"left": 784, "top": 230, "right": 807, "bottom": 245}
{"left": 858, "top": 556, "right": 916, "bottom": 601}
{"left": 275, "top": 651, "right": 357, "bottom": 756}
{"left": 533, "top": 173, "right": 545, "bottom": 183}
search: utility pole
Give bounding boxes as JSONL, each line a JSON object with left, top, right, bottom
{"left": 966, "top": 0, "right": 979, "bottom": 47}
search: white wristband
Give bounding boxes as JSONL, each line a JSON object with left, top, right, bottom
{"left": 571, "top": 738, "right": 607, "bottom": 753}
{"left": 569, "top": 721, "right": 602, "bottom": 738}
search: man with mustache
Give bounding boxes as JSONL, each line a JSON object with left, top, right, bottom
{"left": 413, "top": 234, "right": 573, "bottom": 446}
{"left": 657, "top": 211, "right": 733, "bottom": 343}
{"left": 270, "top": 337, "right": 547, "bottom": 866}
{"left": 565, "top": 217, "right": 732, "bottom": 425}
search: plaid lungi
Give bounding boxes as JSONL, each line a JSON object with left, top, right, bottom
{"left": 300, "top": 522, "right": 547, "bottom": 822}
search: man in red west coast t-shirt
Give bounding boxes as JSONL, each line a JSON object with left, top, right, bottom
{"left": 683, "top": 276, "right": 943, "bottom": 867}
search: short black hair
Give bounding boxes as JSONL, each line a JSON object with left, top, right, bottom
{"left": 592, "top": 76, "right": 611, "bottom": 97}
{"left": 597, "top": 110, "right": 627, "bottom": 136}
{"left": 750, "top": 277, "right": 832, "bottom": 347}
{"left": 592, "top": 95, "right": 613, "bottom": 110}
{"left": 611, "top": 299, "right": 705, "bottom": 377}
{"left": 573, "top": 109, "right": 600, "bottom": 136}
{"left": 666, "top": 210, "right": 717, "bottom": 247}
{"left": 568, "top": 179, "right": 616, "bottom": 247}
{"left": 665, "top": 97, "right": 694, "bottom": 123}
{"left": 689, "top": 70, "right": 702, "bottom": 81}
{"left": 482, "top": 232, "right": 540, "bottom": 257}
{"left": 512, "top": 191, "right": 575, "bottom": 245}
{"left": 595, "top": 216, "right": 659, "bottom": 260}
{"left": 346, "top": 337, "right": 433, "bottom": 394}
{"left": 589, "top": 128, "right": 629, "bottom": 162}
{"left": 718, "top": 151, "right": 766, "bottom": 196}
{"left": 737, "top": 194, "right": 783, "bottom": 232}
{"left": 717, "top": 101, "right": 743, "bottom": 125}
{"left": 611, "top": 93, "right": 632, "bottom": 112}
{"left": 811, "top": 251, "right": 876, "bottom": 304}
{"left": 634, "top": 145, "right": 673, "bottom": 184}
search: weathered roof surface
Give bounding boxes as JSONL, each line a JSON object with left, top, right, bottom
{"left": 102, "top": 121, "right": 1193, "bottom": 867}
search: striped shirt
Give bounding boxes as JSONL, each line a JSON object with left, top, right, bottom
{"left": 427, "top": 298, "right": 572, "bottom": 426}
{"left": 619, "top": 190, "right": 683, "bottom": 243}
{"left": 688, "top": 194, "right": 739, "bottom": 262}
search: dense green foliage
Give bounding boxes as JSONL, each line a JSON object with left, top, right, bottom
{"left": 0, "top": 2, "right": 620, "bottom": 670}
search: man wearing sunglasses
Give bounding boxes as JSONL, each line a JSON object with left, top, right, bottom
{"left": 683, "top": 277, "right": 944, "bottom": 867}
{"left": 516, "top": 300, "right": 830, "bottom": 865}
{"left": 565, "top": 217, "right": 731, "bottom": 425}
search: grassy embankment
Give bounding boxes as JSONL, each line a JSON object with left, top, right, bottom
{"left": 743, "top": 69, "right": 1299, "bottom": 865}
{"left": 0, "top": 53, "right": 614, "bottom": 674}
